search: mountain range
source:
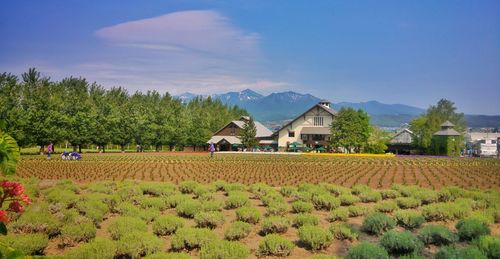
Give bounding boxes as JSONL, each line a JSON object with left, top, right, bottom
{"left": 175, "top": 90, "right": 500, "bottom": 128}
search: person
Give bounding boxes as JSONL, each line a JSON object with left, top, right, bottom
{"left": 61, "top": 151, "right": 69, "bottom": 160}
{"left": 47, "top": 143, "right": 53, "bottom": 160}
{"left": 209, "top": 143, "right": 215, "bottom": 158}
{"left": 69, "top": 152, "right": 82, "bottom": 160}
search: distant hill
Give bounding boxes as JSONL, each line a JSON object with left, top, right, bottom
{"left": 175, "top": 90, "right": 500, "bottom": 128}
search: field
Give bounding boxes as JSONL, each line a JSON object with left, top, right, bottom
{"left": 16, "top": 153, "right": 500, "bottom": 189}
{"left": 2, "top": 154, "right": 499, "bottom": 258}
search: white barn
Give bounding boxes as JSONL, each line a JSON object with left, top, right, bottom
{"left": 275, "top": 100, "right": 336, "bottom": 151}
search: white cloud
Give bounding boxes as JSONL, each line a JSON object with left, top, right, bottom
{"left": 95, "top": 10, "right": 260, "bottom": 58}
{"left": 72, "top": 10, "right": 285, "bottom": 94}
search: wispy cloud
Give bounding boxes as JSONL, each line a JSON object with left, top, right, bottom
{"left": 75, "top": 10, "right": 283, "bottom": 94}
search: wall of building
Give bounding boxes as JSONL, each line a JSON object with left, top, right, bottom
{"left": 214, "top": 122, "right": 240, "bottom": 137}
{"left": 277, "top": 106, "right": 333, "bottom": 147}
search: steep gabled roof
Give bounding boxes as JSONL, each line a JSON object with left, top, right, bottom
{"left": 275, "top": 103, "right": 337, "bottom": 134}
{"left": 212, "top": 117, "right": 273, "bottom": 138}
{"left": 441, "top": 120, "right": 455, "bottom": 127}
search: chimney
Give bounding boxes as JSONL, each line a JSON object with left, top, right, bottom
{"left": 319, "top": 99, "right": 331, "bottom": 108}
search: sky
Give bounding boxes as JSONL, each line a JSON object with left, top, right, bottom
{"left": 1, "top": 0, "right": 499, "bottom": 114}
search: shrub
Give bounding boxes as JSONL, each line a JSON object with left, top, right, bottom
{"left": 108, "top": 216, "right": 147, "bottom": 240}
{"left": 294, "top": 213, "right": 320, "bottom": 227}
{"left": 144, "top": 252, "right": 191, "bottom": 259}
{"left": 138, "top": 196, "right": 168, "bottom": 210}
{"left": 179, "top": 180, "right": 200, "bottom": 194}
{"left": 165, "top": 194, "right": 192, "bottom": 208}
{"left": 329, "top": 223, "right": 359, "bottom": 241}
{"left": 194, "top": 211, "right": 225, "bottom": 229}
{"left": 250, "top": 182, "right": 273, "bottom": 198}
{"left": 322, "top": 184, "right": 350, "bottom": 196}
{"left": 0, "top": 233, "right": 49, "bottom": 255}
{"left": 380, "top": 230, "right": 423, "bottom": 256}
{"left": 298, "top": 225, "right": 333, "bottom": 250}
{"left": 171, "top": 227, "right": 218, "bottom": 251}
{"left": 193, "top": 185, "right": 214, "bottom": 198}
{"left": 117, "top": 203, "right": 160, "bottom": 222}
{"left": 351, "top": 184, "right": 371, "bottom": 195}
{"left": 139, "top": 181, "right": 176, "bottom": 196}
{"left": 396, "top": 197, "right": 421, "bottom": 209}
{"left": 312, "top": 194, "right": 340, "bottom": 210}
{"left": 380, "top": 189, "right": 401, "bottom": 199}
{"left": 266, "top": 202, "right": 288, "bottom": 216}
{"left": 393, "top": 211, "right": 424, "bottom": 230}
{"left": 456, "top": 218, "right": 490, "bottom": 241}
{"left": 359, "top": 191, "right": 382, "bottom": 203}
{"left": 339, "top": 194, "right": 360, "bottom": 206}
{"left": 375, "top": 200, "right": 398, "bottom": 213}
{"left": 417, "top": 225, "right": 458, "bottom": 246}
{"left": 116, "top": 185, "right": 142, "bottom": 201}
{"left": 153, "top": 215, "right": 185, "bottom": 235}
{"left": 256, "top": 234, "right": 294, "bottom": 257}
{"left": 65, "top": 238, "right": 116, "bottom": 259}
{"left": 435, "top": 246, "right": 487, "bottom": 259}
{"left": 438, "top": 186, "right": 464, "bottom": 202}
{"left": 176, "top": 200, "right": 202, "bottom": 218}
{"left": 361, "top": 212, "right": 395, "bottom": 235}
{"left": 421, "top": 202, "right": 470, "bottom": 221}
{"left": 346, "top": 242, "right": 390, "bottom": 259}
{"left": 224, "top": 221, "right": 251, "bottom": 240}
{"left": 225, "top": 193, "right": 250, "bottom": 209}
{"left": 261, "top": 216, "right": 289, "bottom": 234}
{"left": 214, "top": 180, "right": 228, "bottom": 191}
{"left": 45, "top": 189, "right": 79, "bottom": 208}
{"left": 473, "top": 235, "right": 500, "bottom": 259}
{"left": 11, "top": 204, "right": 61, "bottom": 236}
{"left": 261, "top": 191, "right": 285, "bottom": 206}
{"left": 280, "top": 186, "right": 297, "bottom": 197}
{"left": 235, "top": 207, "right": 261, "bottom": 224}
{"left": 292, "top": 201, "right": 314, "bottom": 213}
{"left": 329, "top": 207, "right": 349, "bottom": 222}
{"left": 201, "top": 200, "right": 224, "bottom": 212}
{"left": 61, "top": 222, "right": 97, "bottom": 245}
{"left": 75, "top": 198, "right": 109, "bottom": 224}
{"left": 223, "top": 183, "right": 246, "bottom": 193}
{"left": 412, "top": 190, "right": 439, "bottom": 205}
{"left": 116, "top": 232, "right": 163, "bottom": 258}
{"left": 348, "top": 205, "right": 369, "bottom": 217}
{"left": 200, "top": 240, "right": 250, "bottom": 259}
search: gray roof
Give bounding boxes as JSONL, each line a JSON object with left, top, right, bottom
{"left": 441, "top": 121, "right": 455, "bottom": 127}
{"left": 389, "top": 129, "right": 414, "bottom": 144}
{"left": 232, "top": 120, "right": 273, "bottom": 137}
{"left": 434, "top": 128, "right": 461, "bottom": 136}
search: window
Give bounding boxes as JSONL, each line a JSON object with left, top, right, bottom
{"left": 313, "top": 116, "right": 323, "bottom": 126}
{"left": 301, "top": 134, "right": 309, "bottom": 140}
{"left": 288, "top": 131, "right": 295, "bottom": 137}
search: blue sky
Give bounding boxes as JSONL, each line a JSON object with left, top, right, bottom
{"left": 1, "top": 0, "right": 499, "bottom": 114}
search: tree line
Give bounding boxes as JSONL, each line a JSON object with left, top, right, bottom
{"left": 0, "top": 68, "right": 248, "bottom": 152}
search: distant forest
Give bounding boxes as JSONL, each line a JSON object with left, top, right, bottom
{"left": 0, "top": 68, "right": 248, "bottom": 152}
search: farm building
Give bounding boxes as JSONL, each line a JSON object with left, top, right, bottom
{"left": 386, "top": 128, "right": 415, "bottom": 155}
{"left": 274, "top": 100, "right": 336, "bottom": 151}
{"left": 207, "top": 116, "right": 275, "bottom": 151}
{"left": 431, "top": 121, "right": 463, "bottom": 156}
{"left": 466, "top": 132, "right": 500, "bottom": 157}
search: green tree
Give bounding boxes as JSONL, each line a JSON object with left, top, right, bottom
{"left": 239, "top": 117, "right": 258, "bottom": 148}
{"left": 364, "top": 126, "right": 389, "bottom": 154}
{"left": 410, "top": 99, "right": 466, "bottom": 153}
{"left": 107, "top": 87, "right": 134, "bottom": 151}
{"left": 89, "top": 84, "right": 113, "bottom": 152}
{"left": 329, "top": 108, "right": 371, "bottom": 153}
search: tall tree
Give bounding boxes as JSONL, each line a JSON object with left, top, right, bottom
{"left": 89, "top": 83, "right": 113, "bottom": 152}
{"left": 329, "top": 108, "right": 371, "bottom": 153}
{"left": 410, "top": 99, "right": 466, "bottom": 153}
{"left": 239, "top": 117, "right": 258, "bottom": 148}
